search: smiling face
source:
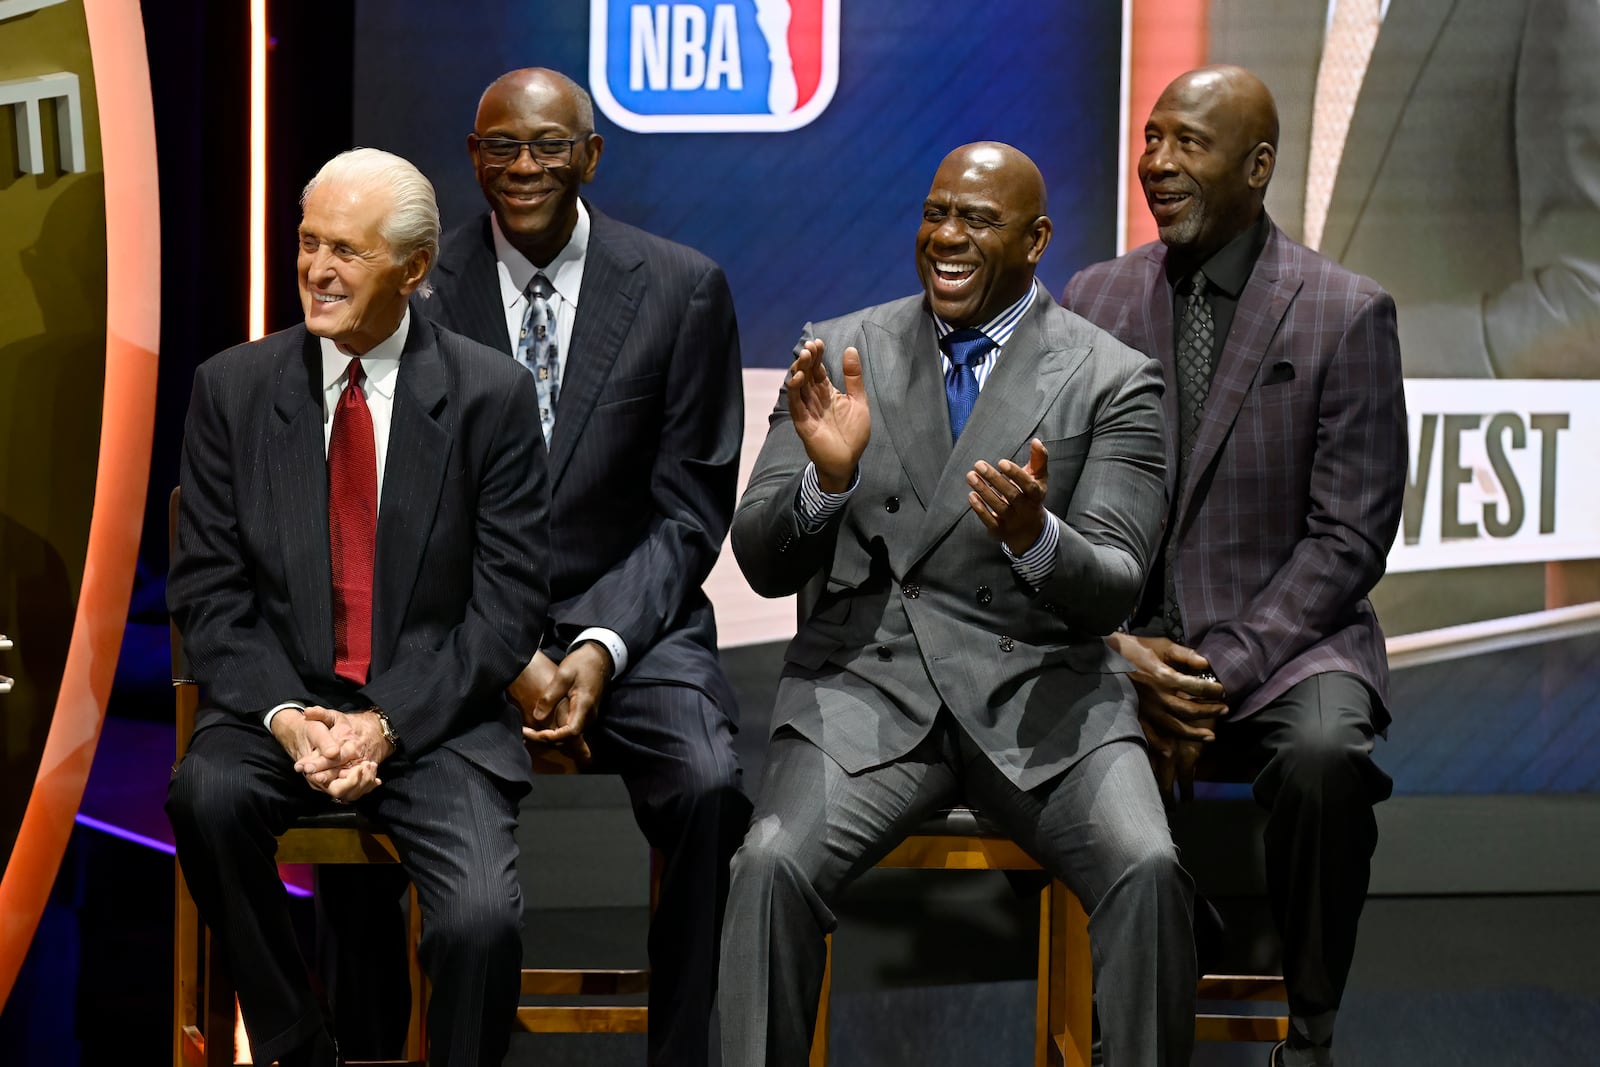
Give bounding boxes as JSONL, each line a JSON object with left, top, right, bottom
{"left": 1139, "top": 68, "right": 1275, "bottom": 263}
{"left": 915, "top": 144, "right": 1052, "bottom": 328}
{"left": 297, "top": 180, "right": 424, "bottom": 354}
{"left": 470, "top": 69, "right": 603, "bottom": 268}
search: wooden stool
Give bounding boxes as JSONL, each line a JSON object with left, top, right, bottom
{"left": 513, "top": 740, "right": 656, "bottom": 1037}
{"left": 810, "top": 806, "right": 1093, "bottom": 1067}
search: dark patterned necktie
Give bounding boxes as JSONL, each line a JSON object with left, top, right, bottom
{"left": 941, "top": 328, "right": 996, "bottom": 442}
{"left": 517, "top": 273, "right": 561, "bottom": 444}
{"left": 1163, "top": 271, "right": 1215, "bottom": 641}
{"left": 329, "top": 357, "right": 377, "bottom": 683}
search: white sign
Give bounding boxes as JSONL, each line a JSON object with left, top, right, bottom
{"left": 0, "top": 71, "right": 86, "bottom": 174}
{"left": 1388, "top": 379, "right": 1600, "bottom": 573}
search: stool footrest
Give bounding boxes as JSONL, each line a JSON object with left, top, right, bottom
{"left": 521, "top": 968, "right": 650, "bottom": 996}
{"left": 515, "top": 1005, "right": 650, "bottom": 1033}
{"left": 1195, "top": 1013, "right": 1291, "bottom": 1042}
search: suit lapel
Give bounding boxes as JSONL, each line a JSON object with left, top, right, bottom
{"left": 1138, "top": 249, "right": 1181, "bottom": 501}
{"left": 371, "top": 318, "right": 450, "bottom": 670}
{"left": 432, "top": 217, "right": 512, "bottom": 355}
{"left": 268, "top": 328, "right": 335, "bottom": 677}
{"left": 861, "top": 302, "right": 947, "bottom": 519}
{"left": 912, "top": 288, "right": 1087, "bottom": 566}
{"left": 1176, "top": 228, "right": 1302, "bottom": 525}
{"left": 548, "top": 211, "right": 644, "bottom": 488}
{"left": 1322, "top": 0, "right": 1457, "bottom": 260}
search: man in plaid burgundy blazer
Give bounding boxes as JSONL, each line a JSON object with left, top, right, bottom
{"left": 1062, "top": 67, "right": 1407, "bottom": 1067}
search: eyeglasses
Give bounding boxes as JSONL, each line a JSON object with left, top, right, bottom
{"left": 472, "top": 135, "right": 587, "bottom": 169}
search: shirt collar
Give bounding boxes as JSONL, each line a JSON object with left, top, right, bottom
{"left": 1181, "top": 211, "right": 1271, "bottom": 299}
{"left": 491, "top": 199, "right": 591, "bottom": 309}
{"left": 320, "top": 306, "right": 407, "bottom": 400}
{"left": 931, "top": 279, "right": 1039, "bottom": 347}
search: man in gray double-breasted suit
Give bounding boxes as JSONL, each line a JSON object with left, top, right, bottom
{"left": 719, "top": 143, "right": 1196, "bottom": 1067}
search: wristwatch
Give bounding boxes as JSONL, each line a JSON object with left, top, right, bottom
{"left": 369, "top": 706, "right": 400, "bottom": 750}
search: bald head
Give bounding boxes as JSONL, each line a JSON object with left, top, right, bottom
{"left": 469, "top": 67, "right": 604, "bottom": 267}
{"left": 916, "top": 141, "right": 1053, "bottom": 327}
{"left": 1139, "top": 65, "right": 1279, "bottom": 262}
{"left": 477, "top": 68, "right": 595, "bottom": 134}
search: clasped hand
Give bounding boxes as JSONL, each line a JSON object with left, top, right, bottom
{"left": 272, "top": 706, "right": 395, "bottom": 803}
{"left": 508, "top": 644, "right": 613, "bottom": 765}
{"left": 1106, "top": 633, "right": 1228, "bottom": 804}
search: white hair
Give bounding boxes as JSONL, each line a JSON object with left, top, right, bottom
{"left": 301, "top": 148, "right": 441, "bottom": 296}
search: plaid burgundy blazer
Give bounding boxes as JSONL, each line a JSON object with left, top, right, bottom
{"left": 1063, "top": 221, "right": 1407, "bottom": 724}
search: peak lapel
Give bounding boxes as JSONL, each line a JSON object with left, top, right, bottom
{"left": 268, "top": 328, "right": 334, "bottom": 677}
{"left": 862, "top": 304, "right": 947, "bottom": 516}
{"left": 1176, "top": 233, "right": 1302, "bottom": 524}
{"left": 546, "top": 216, "right": 643, "bottom": 488}
{"left": 432, "top": 216, "right": 512, "bottom": 355}
{"left": 913, "top": 290, "right": 1087, "bottom": 565}
{"left": 1322, "top": 0, "right": 1457, "bottom": 260}
{"left": 371, "top": 319, "right": 450, "bottom": 670}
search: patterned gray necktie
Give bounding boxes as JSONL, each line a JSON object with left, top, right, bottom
{"left": 1162, "top": 270, "right": 1215, "bottom": 641}
{"left": 516, "top": 273, "right": 561, "bottom": 444}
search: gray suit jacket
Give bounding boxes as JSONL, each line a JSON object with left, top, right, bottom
{"left": 1209, "top": 0, "right": 1600, "bottom": 378}
{"left": 732, "top": 284, "right": 1168, "bottom": 790}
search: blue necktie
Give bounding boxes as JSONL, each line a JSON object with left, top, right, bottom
{"left": 941, "top": 328, "right": 996, "bottom": 442}
{"left": 516, "top": 273, "right": 561, "bottom": 445}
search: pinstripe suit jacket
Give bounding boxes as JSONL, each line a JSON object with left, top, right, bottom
{"left": 733, "top": 286, "right": 1168, "bottom": 790}
{"left": 421, "top": 208, "right": 741, "bottom": 707}
{"left": 1063, "top": 223, "right": 1406, "bottom": 724}
{"left": 168, "top": 316, "right": 550, "bottom": 785}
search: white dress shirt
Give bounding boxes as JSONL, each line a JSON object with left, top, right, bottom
{"left": 488, "top": 201, "right": 628, "bottom": 678}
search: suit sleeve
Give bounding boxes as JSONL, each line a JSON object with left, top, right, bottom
{"left": 545, "top": 263, "right": 742, "bottom": 659}
{"left": 1412, "top": 0, "right": 1600, "bottom": 378}
{"left": 1033, "top": 349, "right": 1168, "bottom": 633}
{"left": 360, "top": 367, "right": 549, "bottom": 755}
{"left": 168, "top": 361, "right": 314, "bottom": 719}
{"left": 730, "top": 325, "right": 843, "bottom": 598}
{"left": 1198, "top": 289, "right": 1407, "bottom": 697}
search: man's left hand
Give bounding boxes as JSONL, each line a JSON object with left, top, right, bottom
{"left": 296, "top": 706, "right": 396, "bottom": 802}
{"left": 511, "top": 644, "right": 612, "bottom": 762}
{"left": 967, "top": 439, "right": 1049, "bottom": 555}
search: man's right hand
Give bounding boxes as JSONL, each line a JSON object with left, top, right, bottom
{"left": 1106, "top": 633, "right": 1228, "bottom": 745}
{"left": 269, "top": 705, "right": 377, "bottom": 799}
{"left": 787, "top": 340, "right": 870, "bottom": 492}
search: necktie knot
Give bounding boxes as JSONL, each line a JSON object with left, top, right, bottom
{"left": 528, "top": 273, "right": 553, "bottom": 302}
{"left": 345, "top": 357, "right": 365, "bottom": 393}
{"left": 941, "top": 328, "right": 996, "bottom": 368}
{"left": 1185, "top": 270, "right": 1209, "bottom": 301}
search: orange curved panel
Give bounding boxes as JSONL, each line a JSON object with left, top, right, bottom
{"left": 0, "top": 0, "right": 160, "bottom": 1008}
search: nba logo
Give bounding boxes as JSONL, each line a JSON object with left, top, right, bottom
{"left": 590, "top": 0, "right": 839, "bottom": 133}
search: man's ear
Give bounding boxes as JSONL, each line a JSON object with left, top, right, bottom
{"left": 1248, "top": 142, "right": 1276, "bottom": 191}
{"left": 1028, "top": 214, "right": 1054, "bottom": 265}
{"left": 579, "top": 133, "right": 605, "bottom": 185}
{"left": 399, "top": 248, "right": 432, "bottom": 296}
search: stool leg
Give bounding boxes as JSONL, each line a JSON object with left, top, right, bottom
{"left": 808, "top": 932, "right": 832, "bottom": 1067}
{"left": 1044, "top": 880, "right": 1092, "bottom": 1067}
{"left": 405, "top": 880, "right": 427, "bottom": 1060}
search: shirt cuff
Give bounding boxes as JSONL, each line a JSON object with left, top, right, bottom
{"left": 571, "top": 627, "right": 628, "bottom": 678}
{"left": 263, "top": 700, "right": 306, "bottom": 730}
{"left": 1001, "top": 513, "right": 1062, "bottom": 588}
{"left": 795, "top": 463, "right": 858, "bottom": 532}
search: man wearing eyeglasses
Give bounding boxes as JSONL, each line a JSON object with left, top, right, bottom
{"left": 421, "top": 67, "right": 749, "bottom": 1066}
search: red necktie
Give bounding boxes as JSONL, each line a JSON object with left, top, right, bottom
{"left": 329, "top": 357, "right": 377, "bottom": 684}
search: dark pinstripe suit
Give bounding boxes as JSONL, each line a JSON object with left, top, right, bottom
{"left": 1064, "top": 221, "right": 1406, "bottom": 1034}
{"left": 165, "top": 316, "right": 550, "bottom": 1065}
{"left": 421, "top": 206, "right": 750, "bottom": 1065}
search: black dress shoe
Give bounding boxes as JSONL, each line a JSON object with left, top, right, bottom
{"left": 1268, "top": 1040, "right": 1285, "bottom": 1067}
{"left": 279, "top": 1028, "right": 340, "bottom": 1067}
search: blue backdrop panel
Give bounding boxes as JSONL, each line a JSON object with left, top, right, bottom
{"left": 352, "top": 0, "right": 1123, "bottom": 367}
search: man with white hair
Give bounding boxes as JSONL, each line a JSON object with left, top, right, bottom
{"left": 166, "top": 147, "right": 550, "bottom": 1067}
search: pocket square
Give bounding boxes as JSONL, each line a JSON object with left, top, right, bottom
{"left": 1261, "top": 359, "right": 1295, "bottom": 385}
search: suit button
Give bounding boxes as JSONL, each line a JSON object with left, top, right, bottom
{"left": 778, "top": 534, "right": 795, "bottom": 553}
{"left": 998, "top": 635, "right": 1015, "bottom": 653}
{"left": 885, "top": 496, "right": 900, "bottom": 513}
{"left": 902, "top": 582, "right": 921, "bottom": 599}
{"left": 976, "top": 586, "right": 993, "bottom": 606}
{"left": 877, "top": 645, "right": 893, "bottom": 661}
